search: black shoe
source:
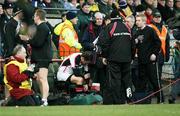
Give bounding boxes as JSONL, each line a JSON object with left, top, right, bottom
{"left": 157, "top": 98, "right": 165, "bottom": 104}
{"left": 168, "top": 99, "right": 175, "bottom": 104}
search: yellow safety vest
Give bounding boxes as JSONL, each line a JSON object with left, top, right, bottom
{"left": 54, "top": 20, "right": 81, "bottom": 58}
{"left": 3, "top": 60, "right": 31, "bottom": 91}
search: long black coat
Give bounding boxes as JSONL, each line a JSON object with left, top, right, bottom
{"left": 98, "top": 20, "right": 133, "bottom": 63}
{"left": 4, "top": 18, "right": 25, "bottom": 57}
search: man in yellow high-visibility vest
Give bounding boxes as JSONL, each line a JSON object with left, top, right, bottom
{"left": 54, "top": 12, "right": 82, "bottom": 59}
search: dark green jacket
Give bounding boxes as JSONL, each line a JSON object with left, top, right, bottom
{"left": 77, "top": 10, "right": 91, "bottom": 42}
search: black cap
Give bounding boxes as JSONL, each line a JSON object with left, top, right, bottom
{"left": 82, "top": 2, "right": 89, "bottom": 8}
{"left": 153, "top": 11, "right": 161, "bottom": 17}
{"left": 135, "top": 5, "right": 145, "bottom": 12}
{"left": 119, "top": 0, "right": 127, "bottom": 9}
{"left": 13, "top": 5, "right": 23, "bottom": 16}
{"left": 104, "top": 15, "right": 111, "bottom": 20}
{"left": 110, "top": 10, "right": 120, "bottom": 18}
{"left": 0, "top": 3, "right": 4, "bottom": 6}
{"left": 66, "top": 12, "right": 77, "bottom": 20}
{"left": 3, "top": 2, "right": 14, "bottom": 9}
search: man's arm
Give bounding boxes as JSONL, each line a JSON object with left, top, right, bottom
{"left": 97, "top": 27, "right": 111, "bottom": 58}
{"left": 29, "top": 24, "right": 50, "bottom": 47}
{"left": 151, "top": 29, "right": 161, "bottom": 56}
{"left": 62, "top": 28, "right": 82, "bottom": 49}
{"left": 6, "top": 64, "right": 29, "bottom": 83}
{"left": 165, "top": 33, "right": 170, "bottom": 62}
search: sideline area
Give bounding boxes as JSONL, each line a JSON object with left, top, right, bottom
{"left": 0, "top": 105, "right": 180, "bottom": 116}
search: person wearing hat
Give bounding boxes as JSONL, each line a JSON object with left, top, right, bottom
{"left": 77, "top": 2, "right": 91, "bottom": 40}
{"left": 0, "top": 2, "right": 14, "bottom": 50}
{"left": 3, "top": 5, "right": 25, "bottom": 58}
{"left": 0, "top": 2, "right": 13, "bottom": 39}
{"left": 149, "top": 10, "right": 170, "bottom": 103}
{"left": 0, "top": 2, "right": 13, "bottom": 99}
{"left": 3, "top": 2, "right": 14, "bottom": 19}
{"left": 15, "top": 0, "right": 35, "bottom": 25}
{"left": 119, "top": 0, "right": 133, "bottom": 17}
{"left": 54, "top": 11, "right": 82, "bottom": 58}
{"left": 51, "top": 12, "right": 67, "bottom": 49}
{"left": 135, "top": 4, "right": 146, "bottom": 15}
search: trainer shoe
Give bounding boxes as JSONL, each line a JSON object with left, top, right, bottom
{"left": 126, "top": 87, "right": 132, "bottom": 98}
{"left": 168, "top": 98, "right": 175, "bottom": 104}
{"left": 40, "top": 100, "right": 48, "bottom": 107}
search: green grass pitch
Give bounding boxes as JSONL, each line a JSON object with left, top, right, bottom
{"left": 0, "top": 104, "right": 180, "bottom": 116}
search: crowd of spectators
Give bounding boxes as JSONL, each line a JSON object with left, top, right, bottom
{"left": 0, "top": 0, "right": 179, "bottom": 106}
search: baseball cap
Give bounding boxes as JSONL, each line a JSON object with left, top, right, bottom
{"left": 153, "top": 11, "right": 161, "bottom": 17}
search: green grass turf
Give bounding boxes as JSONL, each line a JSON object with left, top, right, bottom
{"left": 0, "top": 104, "right": 180, "bottom": 116}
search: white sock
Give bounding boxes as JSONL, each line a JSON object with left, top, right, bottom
{"left": 41, "top": 99, "right": 48, "bottom": 106}
{"left": 126, "top": 87, "right": 132, "bottom": 98}
{"left": 42, "top": 99, "right": 47, "bottom": 102}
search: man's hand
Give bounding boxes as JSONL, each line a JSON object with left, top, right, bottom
{"left": 131, "top": 60, "right": 134, "bottom": 64}
{"left": 23, "top": 70, "right": 37, "bottom": 79}
{"left": 150, "top": 54, "right": 156, "bottom": 61}
{"left": 102, "top": 58, "right": 107, "bottom": 65}
{"left": 27, "top": 64, "right": 35, "bottom": 72}
{"left": 83, "top": 84, "right": 88, "bottom": 92}
{"left": 84, "top": 73, "right": 90, "bottom": 79}
{"left": 135, "top": 39, "right": 139, "bottom": 44}
{"left": 19, "top": 35, "right": 29, "bottom": 41}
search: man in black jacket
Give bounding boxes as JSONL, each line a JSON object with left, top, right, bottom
{"left": 98, "top": 10, "right": 134, "bottom": 104}
{"left": 3, "top": 4, "right": 25, "bottom": 58}
{"left": 20, "top": 9, "right": 52, "bottom": 106}
{"left": 134, "top": 14, "right": 162, "bottom": 103}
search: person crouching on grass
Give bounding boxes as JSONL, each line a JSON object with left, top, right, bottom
{"left": 3, "top": 44, "right": 40, "bottom": 106}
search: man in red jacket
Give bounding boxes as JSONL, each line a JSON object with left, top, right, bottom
{"left": 3, "top": 44, "right": 39, "bottom": 106}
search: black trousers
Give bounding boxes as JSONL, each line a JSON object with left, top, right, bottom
{"left": 131, "top": 58, "right": 139, "bottom": 89}
{"left": 103, "top": 61, "right": 132, "bottom": 104}
{"left": 7, "top": 94, "right": 41, "bottom": 106}
{"left": 89, "top": 58, "right": 107, "bottom": 96}
{"left": 137, "top": 62, "right": 163, "bottom": 103}
{"left": 158, "top": 63, "right": 165, "bottom": 102}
